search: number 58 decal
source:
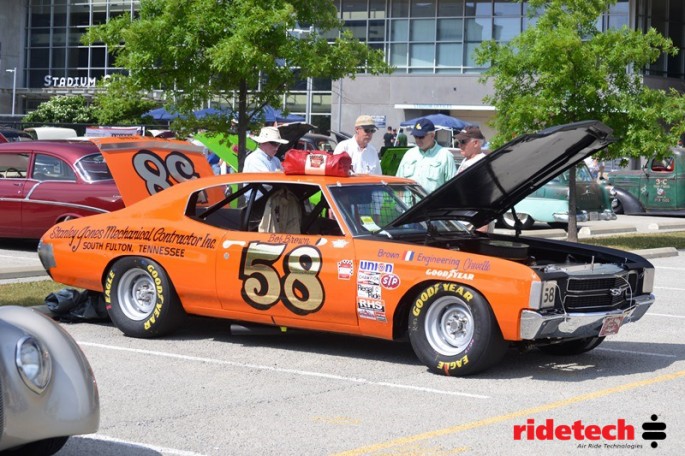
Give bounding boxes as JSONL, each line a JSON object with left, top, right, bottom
{"left": 239, "top": 242, "right": 324, "bottom": 315}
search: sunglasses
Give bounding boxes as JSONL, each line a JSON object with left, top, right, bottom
{"left": 359, "top": 127, "right": 377, "bottom": 134}
{"left": 457, "top": 139, "right": 470, "bottom": 145}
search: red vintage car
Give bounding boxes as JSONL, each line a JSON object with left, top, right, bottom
{"left": 0, "top": 140, "right": 124, "bottom": 239}
{"left": 0, "top": 138, "right": 214, "bottom": 239}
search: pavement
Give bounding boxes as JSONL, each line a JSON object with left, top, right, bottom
{"left": 0, "top": 215, "right": 683, "bottom": 282}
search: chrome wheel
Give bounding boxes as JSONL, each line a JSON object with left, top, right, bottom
{"left": 424, "top": 296, "right": 474, "bottom": 356}
{"left": 502, "top": 212, "right": 533, "bottom": 229}
{"left": 118, "top": 268, "right": 156, "bottom": 321}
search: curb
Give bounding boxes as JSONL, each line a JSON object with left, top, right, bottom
{"left": 0, "top": 266, "right": 47, "bottom": 281}
{"left": 578, "top": 225, "right": 637, "bottom": 237}
{"left": 629, "top": 247, "right": 679, "bottom": 259}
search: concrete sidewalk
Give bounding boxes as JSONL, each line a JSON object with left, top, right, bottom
{"left": 1, "top": 215, "right": 682, "bottom": 282}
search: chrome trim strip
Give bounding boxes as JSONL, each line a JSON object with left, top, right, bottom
{"left": 0, "top": 196, "right": 111, "bottom": 214}
{"left": 519, "top": 294, "right": 655, "bottom": 340}
{"left": 97, "top": 140, "right": 204, "bottom": 154}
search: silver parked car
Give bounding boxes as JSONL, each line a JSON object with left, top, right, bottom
{"left": 0, "top": 305, "right": 99, "bottom": 455}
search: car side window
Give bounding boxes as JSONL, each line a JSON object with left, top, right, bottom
{"left": 186, "top": 182, "right": 343, "bottom": 236}
{"left": 33, "top": 154, "right": 76, "bottom": 181}
{"left": 651, "top": 157, "right": 674, "bottom": 172}
{"left": 0, "top": 153, "right": 29, "bottom": 178}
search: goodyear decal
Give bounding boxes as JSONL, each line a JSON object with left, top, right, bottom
{"left": 143, "top": 264, "right": 165, "bottom": 331}
{"left": 425, "top": 269, "right": 474, "bottom": 280}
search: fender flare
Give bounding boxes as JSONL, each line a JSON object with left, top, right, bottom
{"left": 612, "top": 186, "right": 644, "bottom": 214}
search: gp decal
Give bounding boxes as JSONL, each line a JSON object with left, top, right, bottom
{"left": 143, "top": 263, "right": 165, "bottom": 331}
{"left": 239, "top": 241, "right": 324, "bottom": 316}
{"left": 132, "top": 150, "right": 199, "bottom": 196}
{"left": 412, "top": 283, "right": 474, "bottom": 317}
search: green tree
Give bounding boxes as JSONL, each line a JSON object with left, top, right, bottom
{"left": 475, "top": 0, "right": 685, "bottom": 240}
{"left": 22, "top": 95, "right": 97, "bottom": 124}
{"left": 92, "top": 74, "right": 158, "bottom": 125}
{"left": 84, "top": 0, "right": 391, "bottom": 170}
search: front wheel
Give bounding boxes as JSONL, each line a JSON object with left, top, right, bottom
{"left": 408, "top": 283, "right": 507, "bottom": 376}
{"left": 104, "top": 257, "right": 185, "bottom": 338}
{"left": 538, "top": 336, "right": 605, "bottom": 356}
{"left": 611, "top": 197, "right": 624, "bottom": 214}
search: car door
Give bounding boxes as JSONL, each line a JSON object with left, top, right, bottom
{"left": 214, "top": 180, "right": 359, "bottom": 329}
{"left": 0, "top": 151, "right": 30, "bottom": 237}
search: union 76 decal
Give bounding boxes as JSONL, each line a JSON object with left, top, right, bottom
{"left": 239, "top": 242, "right": 325, "bottom": 315}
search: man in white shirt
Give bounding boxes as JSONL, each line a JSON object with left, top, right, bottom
{"left": 455, "top": 126, "right": 487, "bottom": 175}
{"left": 243, "top": 126, "right": 289, "bottom": 172}
{"left": 333, "top": 115, "right": 382, "bottom": 175}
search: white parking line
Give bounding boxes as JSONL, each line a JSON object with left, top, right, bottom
{"left": 77, "top": 434, "right": 209, "bottom": 456}
{"left": 597, "top": 347, "right": 677, "bottom": 358}
{"left": 654, "top": 286, "right": 685, "bottom": 291}
{"left": 78, "top": 341, "right": 490, "bottom": 399}
{"left": 647, "top": 312, "right": 685, "bottom": 318}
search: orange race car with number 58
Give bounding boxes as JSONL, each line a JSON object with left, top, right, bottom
{"left": 37, "top": 121, "right": 655, "bottom": 376}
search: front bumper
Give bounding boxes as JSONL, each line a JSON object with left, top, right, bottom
{"left": 519, "top": 293, "right": 654, "bottom": 340}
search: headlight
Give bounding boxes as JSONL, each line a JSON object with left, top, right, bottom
{"left": 16, "top": 336, "right": 52, "bottom": 394}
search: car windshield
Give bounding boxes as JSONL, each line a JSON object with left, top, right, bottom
{"left": 74, "top": 153, "right": 113, "bottom": 181}
{"left": 328, "top": 183, "right": 469, "bottom": 237}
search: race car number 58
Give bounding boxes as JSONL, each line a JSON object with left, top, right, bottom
{"left": 239, "top": 242, "right": 324, "bottom": 315}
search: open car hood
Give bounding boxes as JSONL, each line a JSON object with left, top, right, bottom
{"left": 388, "top": 120, "right": 614, "bottom": 229}
{"left": 276, "top": 122, "right": 315, "bottom": 159}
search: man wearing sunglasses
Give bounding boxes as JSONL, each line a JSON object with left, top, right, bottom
{"left": 395, "top": 117, "right": 456, "bottom": 193}
{"left": 455, "top": 125, "right": 486, "bottom": 175}
{"left": 244, "top": 126, "right": 289, "bottom": 173}
{"left": 333, "top": 115, "right": 382, "bottom": 175}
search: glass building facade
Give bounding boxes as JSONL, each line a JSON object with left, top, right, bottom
{"left": 1, "top": 0, "right": 684, "bottom": 132}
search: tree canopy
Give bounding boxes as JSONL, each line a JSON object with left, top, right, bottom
{"left": 84, "top": 0, "right": 391, "bottom": 170}
{"left": 474, "top": 0, "right": 685, "bottom": 239}
{"left": 22, "top": 95, "right": 97, "bottom": 124}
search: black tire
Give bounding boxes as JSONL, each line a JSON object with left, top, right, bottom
{"left": 538, "top": 336, "right": 605, "bottom": 356}
{"left": 500, "top": 212, "right": 534, "bottom": 230}
{"left": 3, "top": 437, "right": 68, "bottom": 456}
{"left": 408, "top": 282, "right": 507, "bottom": 376}
{"left": 104, "top": 257, "right": 185, "bottom": 338}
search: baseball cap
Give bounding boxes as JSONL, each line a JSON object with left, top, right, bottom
{"left": 454, "top": 125, "right": 485, "bottom": 142}
{"left": 411, "top": 118, "right": 435, "bottom": 138}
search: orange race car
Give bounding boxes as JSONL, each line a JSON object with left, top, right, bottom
{"left": 37, "top": 121, "right": 655, "bottom": 376}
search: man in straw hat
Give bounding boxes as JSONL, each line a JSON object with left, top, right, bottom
{"left": 333, "top": 115, "right": 382, "bottom": 175}
{"left": 244, "top": 126, "right": 289, "bottom": 173}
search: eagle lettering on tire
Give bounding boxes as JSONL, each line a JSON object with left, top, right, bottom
{"left": 105, "top": 257, "right": 185, "bottom": 338}
{"left": 408, "top": 282, "right": 507, "bottom": 376}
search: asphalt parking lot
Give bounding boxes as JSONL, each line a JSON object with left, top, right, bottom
{"left": 0, "top": 215, "right": 683, "bottom": 455}
{"left": 36, "top": 252, "right": 685, "bottom": 455}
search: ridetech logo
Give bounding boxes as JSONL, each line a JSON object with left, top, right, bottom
{"left": 513, "top": 416, "right": 668, "bottom": 449}
{"left": 513, "top": 419, "right": 634, "bottom": 442}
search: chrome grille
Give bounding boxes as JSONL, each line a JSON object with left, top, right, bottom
{"left": 563, "top": 271, "right": 637, "bottom": 312}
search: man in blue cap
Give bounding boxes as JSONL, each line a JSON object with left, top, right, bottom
{"left": 395, "top": 117, "right": 456, "bottom": 194}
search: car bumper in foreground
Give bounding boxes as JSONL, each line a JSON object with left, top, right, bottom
{"left": 519, "top": 293, "right": 654, "bottom": 340}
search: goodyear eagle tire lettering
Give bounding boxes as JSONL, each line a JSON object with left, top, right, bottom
{"left": 408, "top": 282, "right": 507, "bottom": 376}
{"left": 105, "top": 256, "right": 185, "bottom": 338}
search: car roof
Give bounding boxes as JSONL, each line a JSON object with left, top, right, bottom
{"left": 0, "top": 140, "right": 101, "bottom": 160}
{"left": 389, "top": 120, "right": 614, "bottom": 228}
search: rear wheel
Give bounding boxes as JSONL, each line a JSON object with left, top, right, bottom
{"left": 611, "top": 197, "right": 624, "bottom": 214}
{"left": 104, "top": 256, "right": 185, "bottom": 338}
{"left": 408, "top": 283, "right": 507, "bottom": 376}
{"left": 538, "top": 336, "right": 605, "bottom": 356}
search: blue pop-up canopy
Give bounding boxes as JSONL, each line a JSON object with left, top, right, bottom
{"left": 400, "top": 113, "right": 469, "bottom": 131}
